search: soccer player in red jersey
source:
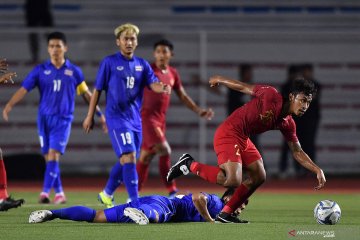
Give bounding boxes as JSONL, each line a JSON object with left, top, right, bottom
{"left": 136, "top": 39, "right": 214, "bottom": 197}
{"left": 0, "top": 59, "right": 24, "bottom": 211}
{"left": 167, "top": 75, "right": 326, "bottom": 223}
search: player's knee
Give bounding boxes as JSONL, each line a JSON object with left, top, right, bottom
{"left": 223, "top": 176, "right": 242, "bottom": 188}
{"left": 254, "top": 171, "right": 266, "bottom": 187}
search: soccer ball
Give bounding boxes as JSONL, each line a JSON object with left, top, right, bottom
{"left": 314, "top": 200, "right": 341, "bottom": 225}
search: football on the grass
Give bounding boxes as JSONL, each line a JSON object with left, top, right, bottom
{"left": 314, "top": 200, "right": 341, "bottom": 225}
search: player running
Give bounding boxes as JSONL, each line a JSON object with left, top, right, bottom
{"left": 137, "top": 39, "right": 214, "bottom": 197}
{"left": 29, "top": 189, "right": 246, "bottom": 224}
{"left": 2, "top": 32, "right": 106, "bottom": 204}
{"left": 83, "top": 24, "right": 171, "bottom": 208}
{"left": 167, "top": 75, "right": 326, "bottom": 223}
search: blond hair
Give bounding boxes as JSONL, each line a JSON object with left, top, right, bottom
{"left": 114, "top": 23, "right": 140, "bottom": 38}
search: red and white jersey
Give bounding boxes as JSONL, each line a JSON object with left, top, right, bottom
{"left": 141, "top": 64, "right": 182, "bottom": 123}
{"left": 223, "top": 85, "right": 298, "bottom": 142}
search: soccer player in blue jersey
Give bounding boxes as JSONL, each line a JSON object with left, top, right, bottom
{"left": 29, "top": 189, "right": 245, "bottom": 224}
{"left": 2, "top": 32, "right": 106, "bottom": 204}
{"left": 83, "top": 23, "right": 171, "bottom": 208}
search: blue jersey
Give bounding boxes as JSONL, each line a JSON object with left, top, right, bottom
{"left": 94, "top": 52, "right": 158, "bottom": 131}
{"left": 22, "top": 59, "right": 84, "bottom": 117}
{"left": 169, "top": 193, "right": 224, "bottom": 222}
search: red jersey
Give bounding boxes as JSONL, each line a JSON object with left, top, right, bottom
{"left": 142, "top": 64, "right": 182, "bottom": 123}
{"left": 223, "top": 85, "right": 298, "bottom": 142}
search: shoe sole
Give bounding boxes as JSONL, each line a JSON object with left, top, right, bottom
{"left": 124, "top": 208, "right": 149, "bottom": 225}
{"left": 167, "top": 153, "right": 192, "bottom": 181}
{"left": 29, "top": 210, "right": 53, "bottom": 223}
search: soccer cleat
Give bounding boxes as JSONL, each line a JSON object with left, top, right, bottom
{"left": 166, "top": 153, "right": 194, "bottom": 182}
{"left": 53, "top": 194, "right": 67, "bottom": 204}
{"left": 215, "top": 212, "right": 249, "bottom": 224}
{"left": 0, "top": 196, "right": 25, "bottom": 211}
{"left": 124, "top": 207, "right": 149, "bottom": 225}
{"left": 38, "top": 193, "right": 50, "bottom": 204}
{"left": 98, "top": 192, "right": 114, "bottom": 208}
{"left": 29, "top": 210, "right": 53, "bottom": 223}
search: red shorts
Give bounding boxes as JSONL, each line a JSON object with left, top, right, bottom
{"left": 141, "top": 118, "right": 166, "bottom": 151}
{"left": 213, "top": 125, "right": 261, "bottom": 167}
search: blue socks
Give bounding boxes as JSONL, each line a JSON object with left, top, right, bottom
{"left": 51, "top": 206, "right": 96, "bottom": 222}
{"left": 104, "top": 162, "right": 123, "bottom": 196}
{"left": 123, "top": 163, "right": 139, "bottom": 202}
{"left": 53, "top": 164, "right": 63, "bottom": 194}
{"left": 42, "top": 161, "right": 58, "bottom": 193}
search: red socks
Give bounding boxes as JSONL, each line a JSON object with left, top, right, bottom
{"left": 222, "top": 184, "right": 251, "bottom": 214}
{"left": 159, "top": 155, "right": 177, "bottom": 193}
{"left": 190, "top": 162, "right": 221, "bottom": 184}
{"left": 0, "top": 159, "right": 9, "bottom": 199}
{"left": 136, "top": 161, "right": 149, "bottom": 191}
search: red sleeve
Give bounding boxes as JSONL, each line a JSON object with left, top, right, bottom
{"left": 171, "top": 67, "right": 182, "bottom": 90}
{"left": 280, "top": 117, "right": 298, "bottom": 143}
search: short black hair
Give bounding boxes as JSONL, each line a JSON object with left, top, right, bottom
{"left": 153, "top": 39, "right": 174, "bottom": 51}
{"left": 220, "top": 188, "right": 235, "bottom": 204}
{"left": 47, "top": 32, "right": 67, "bottom": 44}
{"left": 289, "top": 77, "right": 317, "bottom": 98}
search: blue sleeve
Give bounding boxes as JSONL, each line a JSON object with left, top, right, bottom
{"left": 142, "top": 60, "right": 158, "bottom": 87}
{"left": 74, "top": 66, "right": 85, "bottom": 86}
{"left": 203, "top": 193, "right": 224, "bottom": 219}
{"left": 95, "top": 58, "right": 109, "bottom": 91}
{"left": 21, "top": 66, "right": 39, "bottom": 91}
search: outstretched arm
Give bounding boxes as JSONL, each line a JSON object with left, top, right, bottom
{"left": 192, "top": 193, "right": 215, "bottom": 222}
{"left": 209, "top": 75, "right": 254, "bottom": 95}
{"left": 288, "top": 141, "right": 326, "bottom": 190}
{"left": 175, "top": 87, "right": 214, "bottom": 120}
{"left": 150, "top": 82, "right": 171, "bottom": 95}
{"left": 0, "top": 72, "right": 16, "bottom": 84}
{"left": 81, "top": 90, "right": 107, "bottom": 133}
{"left": 3, "top": 87, "right": 28, "bottom": 121}
{"left": 83, "top": 89, "right": 101, "bottom": 133}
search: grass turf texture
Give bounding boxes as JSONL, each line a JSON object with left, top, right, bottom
{"left": 1, "top": 191, "right": 359, "bottom": 240}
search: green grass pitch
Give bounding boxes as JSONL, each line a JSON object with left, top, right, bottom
{"left": 1, "top": 191, "right": 359, "bottom": 240}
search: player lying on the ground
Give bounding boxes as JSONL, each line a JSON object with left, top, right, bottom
{"left": 167, "top": 76, "right": 326, "bottom": 223}
{"left": 29, "top": 189, "right": 247, "bottom": 224}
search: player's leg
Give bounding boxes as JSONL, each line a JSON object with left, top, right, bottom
{"left": 29, "top": 206, "right": 99, "bottom": 223}
{"left": 217, "top": 140, "right": 264, "bottom": 223}
{"left": 0, "top": 148, "right": 24, "bottom": 211}
{"left": 154, "top": 141, "right": 178, "bottom": 197}
{"left": 137, "top": 149, "right": 156, "bottom": 191}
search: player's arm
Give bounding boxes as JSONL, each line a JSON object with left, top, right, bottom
{"left": 2, "top": 87, "right": 28, "bottom": 121}
{"left": 192, "top": 193, "right": 215, "bottom": 223}
{"left": 288, "top": 141, "right": 326, "bottom": 190}
{"left": 209, "top": 75, "right": 255, "bottom": 95}
{"left": 78, "top": 82, "right": 107, "bottom": 133}
{"left": 149, "top": 82, "right": 171, "bottom": 95}
{"left": 83, "top": 89, "right": 101, "bottom": 133}
{"left": 174, "top": 87, "right": 214, "bottom": 120}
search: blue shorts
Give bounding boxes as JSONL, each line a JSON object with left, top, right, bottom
{"left": 37, "top": 115, "right": 72, "bottom": 155}
{"left": 108, "top": 128, "right": 142, "bottom": 159}
{"left": 104, "top": 202, "right": 133, "bottom": 223}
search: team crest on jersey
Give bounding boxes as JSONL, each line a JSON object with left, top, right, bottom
{"left": 64, "top": 69, "right": 73, "bottom": 76}
{"left": 44, "top": 70, "right": 51, "bottom": 75}
{"left": 260, "top": 110, "right": 274, "bottom": 125}
{"left": 117, "top": 66, "right": 124, "bottom": 71}
{"left": 135, "top": 66, "right": 143, "bottom": 71}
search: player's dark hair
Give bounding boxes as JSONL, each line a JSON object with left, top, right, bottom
{"left": 289, "top": 77, "right": 317, "bottom": 98}
{"left": 47, "top": 32, "right": 67, "bottom": 45}
{"left": 220, "top": 188, "right": 235, "bottom": 204}
{"left": 154, "top": 39, "right": 174, "bottom": 51}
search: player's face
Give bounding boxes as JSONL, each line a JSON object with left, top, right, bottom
{"left": 289, "top": 93, "right": 312, "bottom": 116}
{"left": 47, "top": 39, "right": 67, "bottom": 61}
{"left": 117, "top": 31, "right": 138, "bottom": 58}
{"left": 153, "top": 45, "right": 172, "bottom": 68}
